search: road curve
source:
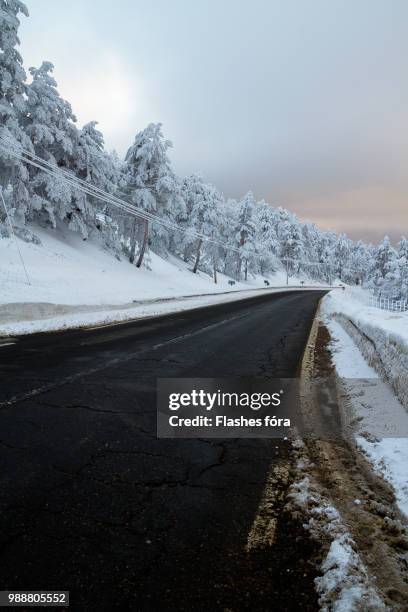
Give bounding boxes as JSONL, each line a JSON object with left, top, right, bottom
{"left": 0, "top": 289, "right": 327, "bottom": 611}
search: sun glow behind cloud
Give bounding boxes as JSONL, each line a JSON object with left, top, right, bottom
{"left": 54, "top": 54, "right": 149, "bottom": 153}
{"left": 19, "top": 3, "right": 155, "bottom": 156}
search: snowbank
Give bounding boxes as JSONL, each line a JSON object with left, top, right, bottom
{"left": 0, "top": 286, "right": 320, "bottom": 336}
{"left": 358, "top": 437, "right": 408, "bottom": 517}
{"left": 323, "top": 303, "right": 408, "bottom": 519}
{"left": 322, "top": 288, "right": 408, "bottom": 411}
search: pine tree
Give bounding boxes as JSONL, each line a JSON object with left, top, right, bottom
{"left": 397, "top": 236, "right": 408, "bottom": 299}
{"left": 218, "top": 198, "right": 239, "bottom": 278}
{"left": 235, "top": 191, "right": 257, "bottom": 280}
{"left": 178, "top": 173, "right": 202, "bottom": 263}
{"left": 253, "top": 200, "right": 279, "bottom": 275}
{"left": 279, "top": 219, "right": 304, "bottom": 276}
{"left": 347, "top": 240, "right": 370, "bottom": 285}
{"left": 301, "top": 222, "right": 321, "bottom": 279}
{"left": 72, "top": 121, "right": 123, "bottom": 249}
{"left": 124, "top": 123, "right": 182, "bottom": 267}
{"left": 24, "top": 61, "right": 84, "bottom": 232}
{"left": 179, "top": 174, "right": 221, "bottom": 274}
{"left": 371, "top": 236, "right": 400, "bottom": 297}
{"left": 334, "top": 234, "right": 352, "bottom": 280}
{"left": 0, "top": 0, "right": 31, "bottom": 226}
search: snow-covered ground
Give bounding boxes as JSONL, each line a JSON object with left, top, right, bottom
{"left": 322, "top": 294, "right": 408, "bottom": 519}
{"left": 323, "top": 287, "right": 408, "bottom": 409}
{"left": 0, "top": 225, "right": 326, "bottom": 335}
{"left": 0, "top": 225, "right": 269, "bottom": 305}
{"left": 323, "top": 287, "right": 408, "bottom": 357}
{"left": 289, "top": 441, "right": 385, "bottom": 611}
{"left": 358, "top": 437, "right": 408, "bottom": 518}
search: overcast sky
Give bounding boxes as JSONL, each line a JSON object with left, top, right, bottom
{"left": 19, "top": 0, "right": 408, "bottom": 243}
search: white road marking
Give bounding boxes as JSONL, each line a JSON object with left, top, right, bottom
{"left": 85, "top": 318, "right": 147, "bottom": 331}
{"left": 0, "top": 311, "right": 250, "bottom": 408}
{"left": 151, "top": 314, "right": 247, "bottom": 349}
{"left": 0, "top": 342, "right": 15, "bottom": 348}
{"left": 246, "top": 463, "right": 290, "bottom": 551}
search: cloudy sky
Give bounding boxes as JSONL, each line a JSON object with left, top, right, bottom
{"left": 19, "top": 0, "right": 408, "bottom": 243}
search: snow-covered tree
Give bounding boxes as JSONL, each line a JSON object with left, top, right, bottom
{"left": 0, "top": 0, "right": 31, "bottom": 226}
{"left": 333, "top": 234, "right": 352, "bottom": 280}
{"left": 72, "top": 121, "right": 125, "bottom": 250}
{"left": 279, "top": 218, "right": 305, "bottom": 277}
{"left": 124, "top": 123, "right": 183, "bottom": 267}
{"left": 24, "top": 61, "right": 87, "bottom": 232}
{"left": 218, "top": 197, "right": 239, "bottom": 278}
{"left": 299, "top": 222, "right": 321, "bottom": 279}
{"left": 369, "top": 236, "right": 400, "bottom": 297}
{"left": 25, "top": 62, "right": 77, "bottom": 158}
{"left": 396, "top": 236, "right": 408, "bottom": 299}
{"left": 234, "top": 191, "right": 257, "bottom": 280}
{"left": 253, "top": 200, "right": 279, "bottom": 275}
{"left": 348, "top": 240, "right": 371, "bottom": 285}
{"left": 178, "top": 174, "right": 221, "bottom": 275}
{"left": 73, "top": 122, "right": 116, "bottom": 188}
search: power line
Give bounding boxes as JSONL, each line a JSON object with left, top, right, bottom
{"left": 0, "top": 130, "right": 358, "bottom": 276}
{"left": 0, "top": 131, "right": 231, "bottom": 249}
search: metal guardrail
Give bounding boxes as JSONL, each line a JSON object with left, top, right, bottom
{"left": 369, "top": 296, "right": 408, "bottom": 312}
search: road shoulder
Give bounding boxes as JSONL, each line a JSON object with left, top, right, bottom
{"left": 291, "top": 308, "right": 408, "bottom": 610}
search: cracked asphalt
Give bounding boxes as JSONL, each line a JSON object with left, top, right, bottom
{"left": 0, "top": 290, "right": 327, "bottom": 611}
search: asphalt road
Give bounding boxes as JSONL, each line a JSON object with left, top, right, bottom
{"left": 0, "top": 289, "right": 327, "bottom": 611}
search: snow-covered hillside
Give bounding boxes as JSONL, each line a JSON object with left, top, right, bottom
{"left": 0, "top": 225, "right": 272, "bottom": 306}
{"left": 1, "top": 225, "right": 321, "bottom": 335}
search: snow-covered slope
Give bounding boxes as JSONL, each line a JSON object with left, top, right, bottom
{"left": 1, "top": 225, "right": 325, "bottom": 335}
{"left": 0, "top": 225, "right": 273, "bottom": 306}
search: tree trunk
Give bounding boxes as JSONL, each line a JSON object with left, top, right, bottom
{"left": 223, "top": 255, "right": 228, "bottom": 274}
{"left": 193, "top": 239, "right": 203, "bottom": 273}
{"left": 129, "top": 217, "right": 138, "bottom": 264}
{"left": 245, "top": 259, "right": 248, "bottom": 281}
{"left": 213, "top": 257, "right": 218, "bottom": 284}
{"left": 136, "top": 219, "right": 149, "bottom": 268}
{"left": 237, "top": 231, "right": 246, "bottom": 281}
{"left": 236, "top": 257, "right": 242, "bottom": 280}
